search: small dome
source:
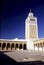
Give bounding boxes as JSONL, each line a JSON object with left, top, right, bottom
{"left": 28, "top": 9, "right": 33, "bottom": 17}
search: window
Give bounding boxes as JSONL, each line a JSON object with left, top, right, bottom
{"left": 30, "top": 19, "right": 35, "bottom": 21}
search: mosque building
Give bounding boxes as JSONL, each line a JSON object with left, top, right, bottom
{"left": 0, "top": 10, "right": 44, "bottom": 51}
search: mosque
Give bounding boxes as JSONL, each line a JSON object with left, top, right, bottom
{"left": 0, "top": 10, "right": 44, "bottom": 51}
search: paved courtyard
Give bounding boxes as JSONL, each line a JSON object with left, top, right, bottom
{"left": 4, "top": 50, "right": 44, "bottom": 62}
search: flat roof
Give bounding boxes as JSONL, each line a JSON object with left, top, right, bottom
{"left": 0, "top": 38, "right": 27, "bottom": 42}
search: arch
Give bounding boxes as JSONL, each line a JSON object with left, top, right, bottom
{"left": 43, "top": 42, "right": 44, "bottom": 47}
{"left": 16, "top": 44, "right": 18, "bottom": 48}
{"left": 7, "top": 43, "right": 10, "bottom": 50}
{"left": 19, "top": 44, "right": 22, "bottom": 49}
{"left": 15, "top": 43, "right": 19, "bottom": 50}
{"left": 0, "top": 43, "right": 1, "bottom": 47}
{"left": 38, "top": 43, "right": 39, "bottom": 48}
{"left": 23, "top": 44, "right": 26, "bottom": 50}
{"left": 11, "top": 43, "right": 14, "bottom": 50}
{"left": 2, "top": 43, "right": 6, "bottom": 50}
{"left": 40, "top": 43, "right": 42, "bottom": 47}
{"left": 36, "top": 44, "right": 37, "bottom": 47}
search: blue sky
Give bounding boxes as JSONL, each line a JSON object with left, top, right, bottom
{"left": 1, "top": 0, "right": 44, "bottom": 39}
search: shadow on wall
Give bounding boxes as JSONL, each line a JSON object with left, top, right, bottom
{"left": 0, "top": 51, "right": 44, "bottom": 65}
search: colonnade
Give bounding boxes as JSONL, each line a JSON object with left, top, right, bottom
{"left": 34, "top": 42, "right": 44, "bottom": 51}
{"left": 0, "top": 42, "right": 26, "bottom": 51}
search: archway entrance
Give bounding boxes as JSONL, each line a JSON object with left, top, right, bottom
{"left": 0, "top": 43, "right": 1, "bottom": 50}
{"left": 15, "top": 44, "right": 19, "bottom": 50}
{"left": 19, "top": 44, "right": 22, "bottom": 49}
{"left": 2, "top": 43, "right": 6, "bottom": 50}
{"left": 7, "top": 43, "right": 10, "bottom": 50}
{"left": 11, "top": 43, "right": 14, "bottom": 50}
{"left": 0, "top": 43, "right": 1, "bottom": 47}
{"left": 23, "top": 44, "right": 26, "bottom": 50}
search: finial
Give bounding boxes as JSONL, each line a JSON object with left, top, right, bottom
{"left": 30, "top": 9, "right": 31, "bottom": 12}
{"left": 29, "top": 9, "right": 33, "bottom": 16}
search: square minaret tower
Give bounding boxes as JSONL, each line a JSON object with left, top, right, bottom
{"left": 25, "top": 9, "right": 38, "bottom": 41}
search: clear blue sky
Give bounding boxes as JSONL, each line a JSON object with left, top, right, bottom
{"left": 1, "top": 0, "right": 44, "bottom": 39}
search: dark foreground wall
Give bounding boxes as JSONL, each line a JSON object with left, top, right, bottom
{"left": 0, "top": 51, "right": 44, "bottom": 65}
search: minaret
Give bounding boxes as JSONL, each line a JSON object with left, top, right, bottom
{"left": 25, "top": 9, "right": 38, "bottom": 50}
{"left": 25, "top": 9, "right": 38, "bottom": 40}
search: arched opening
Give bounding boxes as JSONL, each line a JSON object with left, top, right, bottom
{"left": 43, "top": 42, "right": 44, "bottom": 51}
{"left": 16, "top": 44, "right": 18, "bottom": 48}
{"left": 38, "top": 43, "right": 40, "bottom": 51}
{"left": 36, "top": 44, "right": 37, "bottom": 47}
{"left": 40, "top": 43, "right": 42, "bottom": 47}
{"left": 34, "top": 44, "right": 36, "bottom": 50}
{"left": 0, "top": 43, "right": 1, "bottom": 47}
{"left": 11, "top": 43, "right": 14, "bottom": 50}
{"left": 34, "top": 44, "right": 38, "bottom": 51}
{"left": 2, "top": 43, "right": 6, "bottom": 50}
{"left": 15, "top": 44, "right": 19, "bottom": 50}
{"left": 39, "top": 43, "right": 42, "bottom": 51}
{"left": 38, "top": 43, "right": 39, "bottom": 48}
{"left": 43, "top": 42, "right": 44, "bottom": 47}
{"left": 19, "top": 44, "right": 22, "bottom": 49}
{"left": 7, "top": 43, "right": 10, "bottom": 50}
{"left": 23, "top": 44, "right": 26, "bottom": 50}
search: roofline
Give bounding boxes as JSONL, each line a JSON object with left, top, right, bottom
{"left": 34, "top": 37, "right": 44, "bottom": 42}
{"left": 0, "top": 39, "right": 27, "bottom": 42}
